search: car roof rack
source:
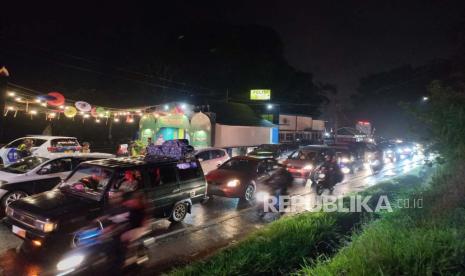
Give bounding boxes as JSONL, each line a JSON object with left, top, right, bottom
{"left": 145, "top": 139, "right": 196, "bottom": 163}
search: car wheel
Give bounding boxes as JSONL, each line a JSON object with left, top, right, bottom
{"left": 2, "top": 191, "right": 28, "bottom": 209}
{"left": 242, "top": 184, "right": 255, "bottom": 202}
{"left": 169, "top": 202, "right": 188, "bottom": 223}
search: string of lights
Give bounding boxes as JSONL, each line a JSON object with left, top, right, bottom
{"left": 3, "top": 83, "right": 186, "bottom": 124}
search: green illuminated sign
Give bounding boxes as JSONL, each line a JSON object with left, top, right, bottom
{"left": 250, "top": 89, "right": 271, "bottom": 100}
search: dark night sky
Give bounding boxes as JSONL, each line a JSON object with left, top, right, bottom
{"left": 2, "top": 1, "right": 465, "bottom": 100}
{"left": 204, "top": 0, "right": 465, "bottom": 96}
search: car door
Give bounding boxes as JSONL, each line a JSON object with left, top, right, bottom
{"left": 33, "top": 157, "right": 74, "bottom": 193}
{"left": 145, "top": 164, "right": 180, "bottom": 217}
{"left": 177, "top": 160, "right": 206, "bottom": 201}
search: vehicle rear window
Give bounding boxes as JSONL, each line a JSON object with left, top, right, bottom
{"left": 196, "top": 151, "right": 211, "bottom": 161}
{"left": 177, "top": 162, "right": 202, "bottom": 181}
{"left": 211, "top": 150, "right": 225, "bottom": 159}
{"left": 51, "top": 138, "right": 79, "bottom": 147}
{"left": 290, "top": 150, "right": 318, "bottom": 160}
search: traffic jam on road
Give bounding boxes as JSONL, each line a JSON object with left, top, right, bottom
{"left": 0, "top": 131, "right": 429, "bottom": 275}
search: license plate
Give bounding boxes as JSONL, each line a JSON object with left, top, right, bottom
{"left": 12, "top": 225, "right": 26, "bottom": 238}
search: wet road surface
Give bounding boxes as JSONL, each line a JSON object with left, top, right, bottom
{"left": 0, "top": 158, "right": 424, "bottom": 275}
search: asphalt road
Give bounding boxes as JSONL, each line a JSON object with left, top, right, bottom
{"left": 0, "top": 158, "right": 424, "bottom": 275}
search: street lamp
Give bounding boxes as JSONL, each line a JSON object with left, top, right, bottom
{"left": 267, "top": 104, "right": 273, "bottom": 110}
{"left": 422, "top": 96, "right": 429, "bottom": 102}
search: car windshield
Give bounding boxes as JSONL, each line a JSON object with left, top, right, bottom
{"left": 1, "top": 157, "right": 49, "bottom": 174}
{"left": 60, "top": 165, "right": 114, "bottom": 200}
{"left": 257, "top": 144, "right": 277, "bottom": 152}
{"left": 220, "top": 159, "right": 256, "bottom": 171}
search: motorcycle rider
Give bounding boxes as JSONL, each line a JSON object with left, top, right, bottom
{"left": 261, "top": 165, "right": 293, "bottom": 215}
{"left": 102, "top": 175, "right": 148, "bottom": 273}
{"left": 321, "top": 154, "right": 343, "bottom": 193}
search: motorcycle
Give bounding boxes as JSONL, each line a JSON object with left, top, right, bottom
{"left": 312, "top": 166, "right": 333, "bottom": 195}
{"left": 55, "top": 218, "right": 153, "bottom": 275}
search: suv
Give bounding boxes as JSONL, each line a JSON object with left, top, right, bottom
{"left": 0, "top": 153, "right": 114, "bottom": 212}
{"left": 6, "top": 156, "right": 207, "bottom": 252}
{"left": 0, "top": 136, "right": 81, "bottom": 166}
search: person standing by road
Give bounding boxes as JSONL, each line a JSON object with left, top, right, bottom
{"left": 81, "top": 142, "right": 91, "bottom": 153}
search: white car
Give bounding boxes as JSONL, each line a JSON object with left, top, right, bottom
{"left": 0, "top": 136, "right": 82, "bottom": 166}
{"left": 195, "top": 148, "right": 230, "bottom": 175}
{"left": 0, "top": 152, "right": 114, "bottom": 212}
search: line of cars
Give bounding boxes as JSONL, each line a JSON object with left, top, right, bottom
{"left": 0, "top": 142, "right": 290, "bottom": 256}
{"left": 0, "top": 137, "right": 416, "bottom": 274}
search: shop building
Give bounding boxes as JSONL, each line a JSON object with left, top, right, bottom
{"left": 138, "top": 102, "right": 278, "bottom": 156}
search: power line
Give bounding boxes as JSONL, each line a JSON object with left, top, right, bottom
{"left": 0, "top": 36, "right": 218, "bottom": 94}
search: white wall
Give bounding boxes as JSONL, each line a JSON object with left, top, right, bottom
{"left": 214, "top": 124, "right": 272, "bottom": 148}
{"left": 279, "top": 115, "right": 323, "bottom": 131}
{"left": 280, "top": 115, "right": 312, "bottom": 131}
{"left": 312, "top": 120, "right": 325, "bottom": 131}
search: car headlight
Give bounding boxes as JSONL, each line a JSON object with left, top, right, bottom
{"left": 57, "top": 254, "right": 85, "bottom": 271}
{"left": 35, "top": 220, "right": 57, "bottom": 233}
{"left": 303, "top": 164, "right": 313, "bottom": 170}
{"left": 318, "top": 173, "right": 326, "bottom": 179}
{"left": 226, "top": 179, "right": 240, "bottom": 187}
{"left": 341, "top": 167, "right": 351, "bottom": 174}
{"left": 341, "top": 157, "right": 350, "bottom": 163}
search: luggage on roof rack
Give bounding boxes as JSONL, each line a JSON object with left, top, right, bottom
{"left": 145, "top": 139, "right": 195, "bottom": 161}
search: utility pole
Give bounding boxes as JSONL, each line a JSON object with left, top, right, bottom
{"left": 334, "top": 98, "right": 339, "bottom": 144}
{"left": 0, "top": 66, "right": 10, "bottom": 143}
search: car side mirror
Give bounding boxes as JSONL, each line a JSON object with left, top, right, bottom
{"left": 217, "top": 163, "right": 221, "bottom": 168}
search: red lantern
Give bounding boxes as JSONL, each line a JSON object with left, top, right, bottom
{"left": 47, "top": 92, "right": 65, "bottom": 107}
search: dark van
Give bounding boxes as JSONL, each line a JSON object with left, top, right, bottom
{"left": 5, "top": 156, "right": 207, "bottom": 252}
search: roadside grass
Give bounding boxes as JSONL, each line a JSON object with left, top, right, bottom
{"left": 299, "top": 207, "right": 465, "bottom": 275}
{"left": 299, "top": 164, "right": 465, "bottom": 275}
{"left": 169, "top": 170, "right": 427, "bottom": 276}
